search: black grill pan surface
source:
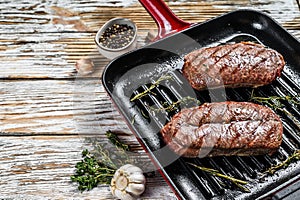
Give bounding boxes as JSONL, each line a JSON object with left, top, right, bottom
{"left": 102, "top": 9, "right": 300, "bottom": 200}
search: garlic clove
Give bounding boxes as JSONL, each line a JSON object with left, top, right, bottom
{"left": 127, "top": 174, "right": 146, "bottom": 183}
{"left": 75, "top": 57, "right": 94, "bottom": 75}
{"left": 123, "top": 165, "right": 143, "bottom": 175}
{"left": 126, "top": 183, "right": 145, "bottom": 196}
{"left": 119, "top": 164, "right": 133, "bottom": 171}
{"left": 114, "top": 189, "right": 135, "bottom": 200}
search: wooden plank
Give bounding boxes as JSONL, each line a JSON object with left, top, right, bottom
{"left": 0, "top": 0, "right": 299, "bottom": 33}
{"left": 0, "top": 136, "right": 176, "bottom": 199}
{"left": 0, "top": 28, "right": 299, "bottom": 79}
{"left": 0, "top": 79, "right": 131, "bottom": 135}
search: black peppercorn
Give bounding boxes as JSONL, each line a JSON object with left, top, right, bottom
{"left": 99, "top": 23, "right": 135, "bottom": 49}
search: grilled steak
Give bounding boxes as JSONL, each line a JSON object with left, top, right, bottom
{"left": 182, "top": 42, "right": 285, "bottom": 90}
{"left": 160, "top": 101, "right": 283, "bottom": 158}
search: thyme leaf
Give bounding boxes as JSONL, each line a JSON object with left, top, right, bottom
{"left": 188, "top": 163, "right": 250, "bottom": 192}
{"left": 130, "top": 75, "right": 173, "bottom": 101}
{"left": 106, "top": 130, "right": 130, "bottom": 151}
{"left": 264, "top": 149, "right": 300, "bottom": 175}
{"left": 131, "top": 114, "right": 137, "bottom": 124}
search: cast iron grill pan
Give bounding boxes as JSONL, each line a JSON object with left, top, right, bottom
{"left": 102, "top": 10, "right": 300, "bottom": 200}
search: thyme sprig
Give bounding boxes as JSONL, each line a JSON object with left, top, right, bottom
{"left": 71, "top": 131, "right": 131, "bottom": 192}
{"left": 188, "top": 163, "right": 250, "bottom": 192}
{"left": 106, "top": 130, "right": 130, "bottom": 151}
{"left": 70, "top": 149, "right": 116, "bottom": 191}
{"left": 250, "top": 90, "right": 300, "bottom": 128}
{"left": 148, "top": 96, "right": 200, "bottom": 113}
{"left": 264, "top": 149, "right": 300, "bottom": 175}
{"left": 130, "top": 75, "right": 173, "bottom": 101}
{"left": 250, "top": 90, "right": 300, "bottom": 110}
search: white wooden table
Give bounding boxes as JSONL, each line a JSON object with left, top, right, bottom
{"left": 0, "top": 0, "right": 299, "bottom": 199}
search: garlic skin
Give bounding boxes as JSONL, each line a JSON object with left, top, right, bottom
{"left": 111, "top": 164, "right": 146, "bottom": 200}
{"left": 75, "top": 58, "right": 94, "bottom": 75}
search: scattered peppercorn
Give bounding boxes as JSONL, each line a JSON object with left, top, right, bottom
{"left": 99, "top": 23, "right": 135, "bottom": 49}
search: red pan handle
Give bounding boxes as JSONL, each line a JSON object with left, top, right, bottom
{"left": 138, "top": 0, "right": 193, "bottom": 41}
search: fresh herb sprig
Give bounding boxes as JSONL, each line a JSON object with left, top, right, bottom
{"left": 106, "top": 130, "right": 130, "bottom": 151}
{"left": 130, "top": 75, "right": 173, "bottom": 101}
{"left": 188, "top": 163, "right": 250, "bottom": 192}
{"left": 250, "top": 90, "right": 300, "bottom": 110}
{"left": 250, "top": 90, "right": 300, "bottom": 128}
{"left": 264, "top": 149, "right": 300, "bottom": 175}
{"left": 148, "top": 96, "right": 200, "bottom": 113}
{"left": 71, "top": 131, "right": 131, "bottom": 192}
{"left": 70, "top": 149, "right": 116, "bottom": 191}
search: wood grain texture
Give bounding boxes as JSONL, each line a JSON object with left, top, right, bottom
{"left": 0, "top": 136, "right": 176, "bottom": 200}
{"left": 0, "top": 79, "right": 130, "bottom": 135}
{"left": 0, "top": 0, "right": 299, "bottom": 199}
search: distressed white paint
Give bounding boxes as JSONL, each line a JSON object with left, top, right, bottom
{"left": 0, "top": 136, "right": 176, "bottom": 199}
{"left": 0, "top": 79, "right": 129, "bottom": 134}
{"left": 214, "top": 0, "right": 300, "bottom": 23}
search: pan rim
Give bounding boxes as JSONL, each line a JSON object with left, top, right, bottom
{"left": 100, "top": 8, "right": 300, "bottom": 200}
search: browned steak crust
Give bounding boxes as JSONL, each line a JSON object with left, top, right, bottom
{"left": 182, "top": 42, "right": 285, "bottom": 90}
{"left": 160, "top": 101, "right": 283, "bottom": 158}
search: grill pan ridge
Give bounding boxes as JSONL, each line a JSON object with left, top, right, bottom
{"left": 102, "top": 10, "right": 300, "bottom": 200}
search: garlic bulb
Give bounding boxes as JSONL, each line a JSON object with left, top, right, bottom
{"left": 110, "top": 164, "right": 146, "bottom": 200}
